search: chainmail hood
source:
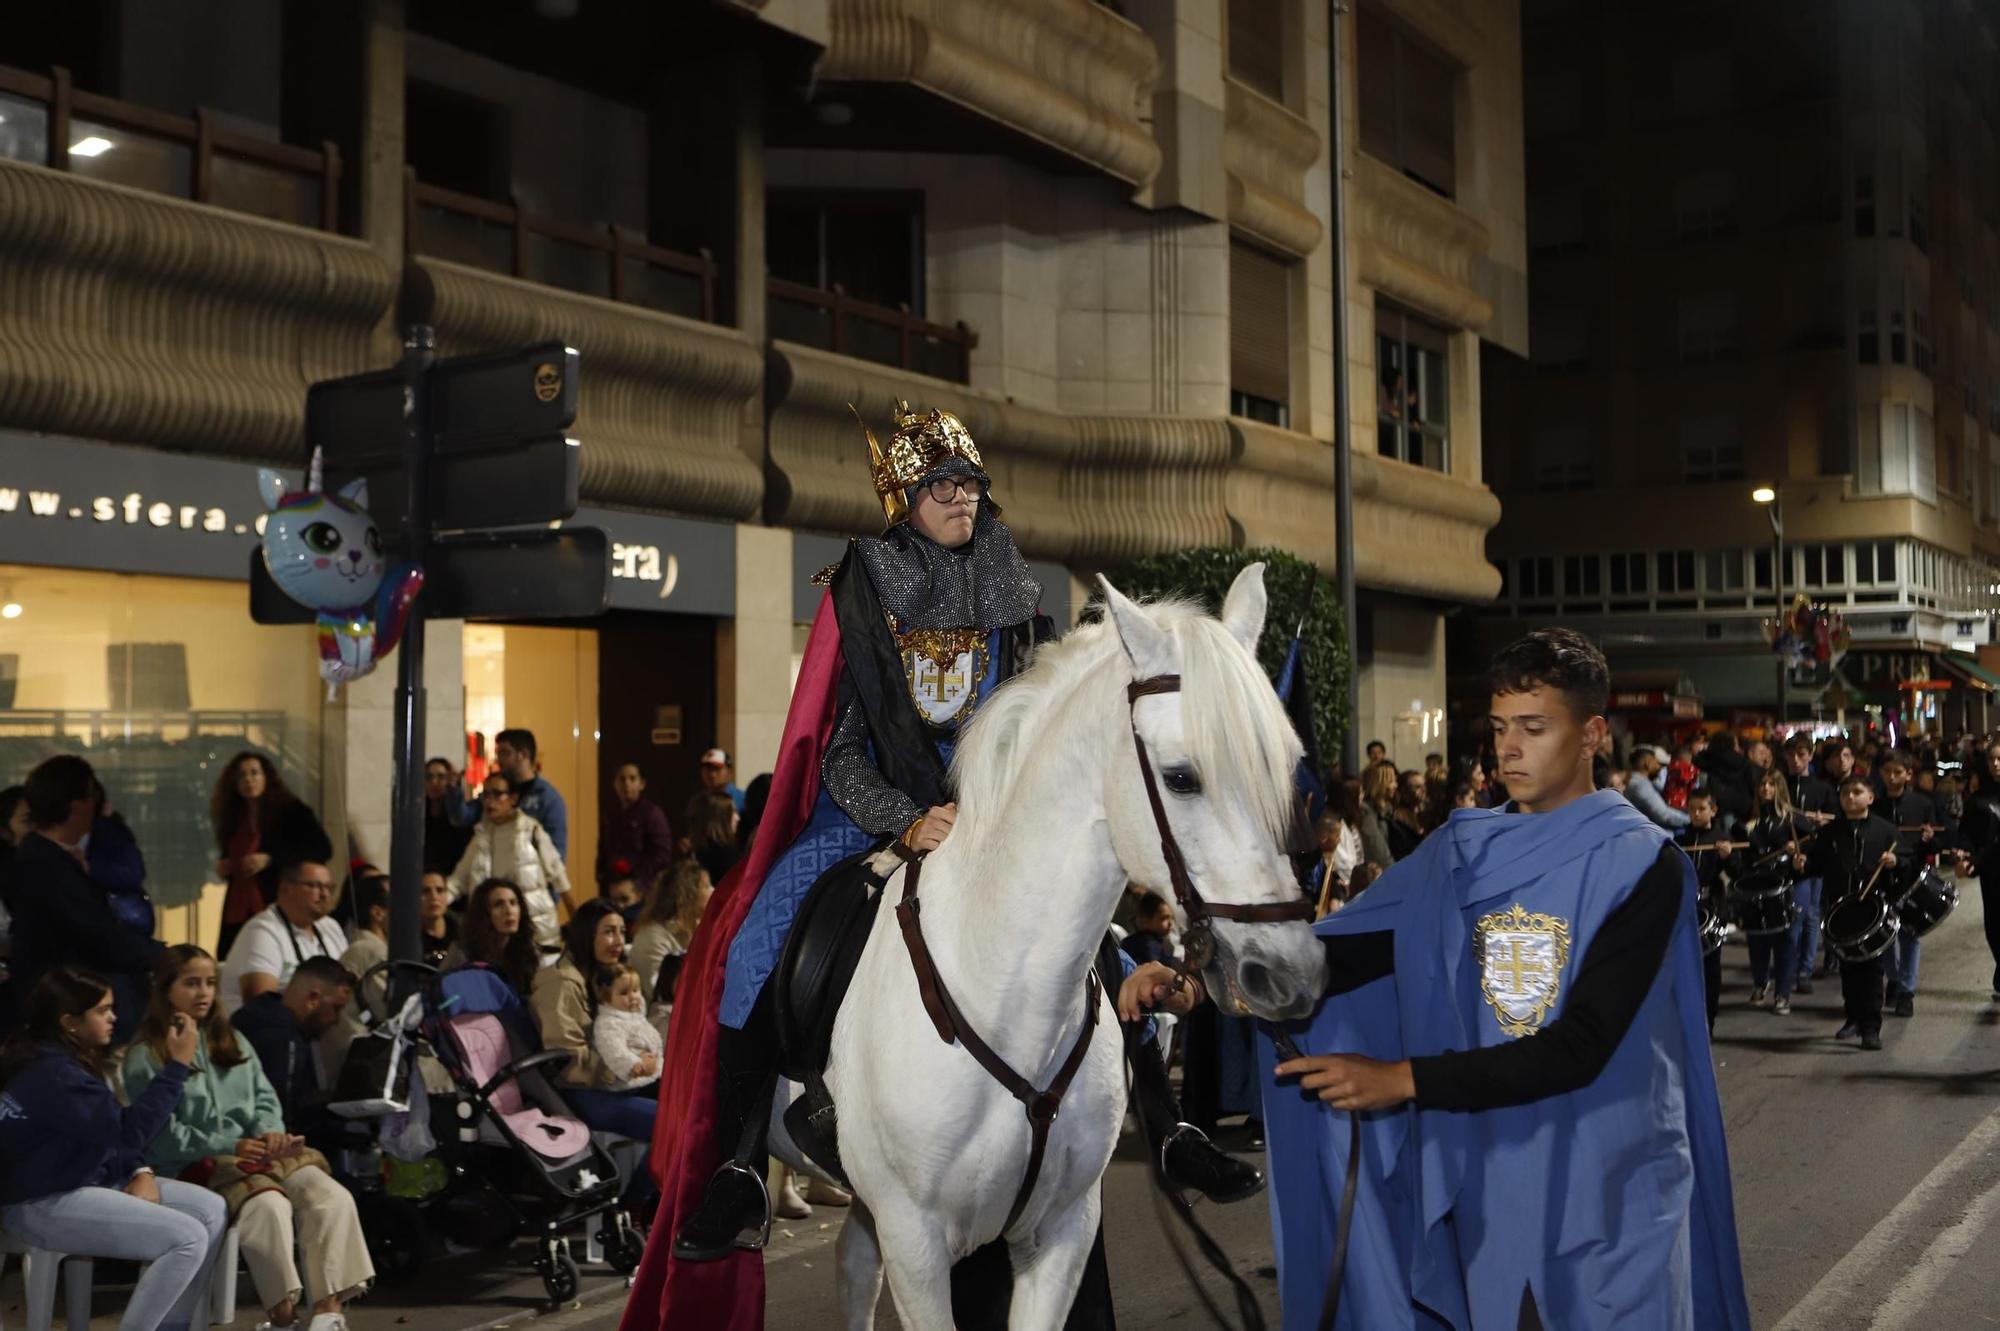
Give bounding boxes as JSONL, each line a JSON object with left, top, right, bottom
{"left": 853, "top": 503, "right": 1041, "bottom": 630}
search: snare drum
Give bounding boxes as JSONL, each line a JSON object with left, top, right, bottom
{"left": 1895, "top": 866, "right": 1959, "bottom": 938}
{"left": 1697, "top": 890, "right": 1728, "bottom": 955}
{"left": 1728, "top": 871, "right": 1800, "bottom": 936}
{"left": 1826, "top": 892, "right": 1899, "bottom": 962}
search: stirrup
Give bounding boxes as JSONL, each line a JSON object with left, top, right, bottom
{"left": 720, "top": 1159, "right": 774, "bottom": 1253}
{"left": 1158, "top": 1121, "right": 1211, "bottom": 1198}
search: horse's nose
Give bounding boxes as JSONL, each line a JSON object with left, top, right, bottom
{"left": 1238, "top": 956, "right": 1315, "bottom": 1021}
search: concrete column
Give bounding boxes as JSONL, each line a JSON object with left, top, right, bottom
{"left": 718, "top": 524, "right": 794, "bottom": 780}
{"left": 357, "top": 0, "right": 406, "bottom": 261}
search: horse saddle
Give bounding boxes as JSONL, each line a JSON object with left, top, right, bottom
{"left": 772, "top": 843, "right": 894, "bottom": 1084}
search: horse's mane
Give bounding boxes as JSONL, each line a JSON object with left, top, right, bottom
{"left": 949, "top": 598, "right": 1303, "bottom": 863}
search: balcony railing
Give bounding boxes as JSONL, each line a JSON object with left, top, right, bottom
{"left": 0, "top": 64, "right": 339, "bottom": 231}
{"left": 767, "top": 278, "right": 978, "bottom": 384}
{"left": 404, "top": 172, "right": 718, "bottom": 324}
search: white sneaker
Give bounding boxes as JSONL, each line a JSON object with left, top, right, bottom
{"left": 306, "top": 1316, "right": 349, "bottom": 1331}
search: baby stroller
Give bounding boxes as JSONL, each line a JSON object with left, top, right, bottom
{"left": 336, "top": 961, "right": 645, "bottom": 1303}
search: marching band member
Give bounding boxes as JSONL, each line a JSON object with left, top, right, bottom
{"left": 1797, "top": 777, "right": 1902, "bottom": 1051}
{"left": 1780, "top": 735, "right": 1837, "bottom": 992}
{"left": 1874, "top": 751, "right": 1954, "bottom": 1018}
{"left": 1673, "top": 789, "right": 1730, "bottom": 1030}
{"left": 1952, "top": 742, "right": 2000, "bottom": 1000}
{"left": 1733, "top": 772, "right": 1810, "bottom": 1015}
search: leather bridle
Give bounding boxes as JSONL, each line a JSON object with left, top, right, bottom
{"left": 1126, "top": 674, "right": 1314, "bottom": 996}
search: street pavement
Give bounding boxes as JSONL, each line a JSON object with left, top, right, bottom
{"left": 13, "top": 885, "right": 2000, "bottom": 1329}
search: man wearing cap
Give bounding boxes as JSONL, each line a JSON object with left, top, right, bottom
{"left": 698, "top": 748, "right": 746, "bottom": 814}
{"left": 1626, "top": 745, "right": 1690, "bottom": 830}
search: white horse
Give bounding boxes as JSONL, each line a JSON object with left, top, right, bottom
{"left": 780, "top": 563, "right": 1328, "bottom": 1330}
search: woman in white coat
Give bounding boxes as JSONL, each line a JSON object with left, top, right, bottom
{"left": 448, "top": 771, "right": 571, "bottom": 951}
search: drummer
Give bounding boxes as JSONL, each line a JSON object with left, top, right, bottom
{"left": 1781, "top": 735, "right": 1839, "bottom": 992}
{"left": 1797, "top": 776, "right": 1903, "bottom": 1051}
{"left": 1734, "top": 771, "right": 1808, "bottom": 1015}
{"left": 1674, "top": 790, "right": 1730, "bottom": 1031}
{"left": 1875, "top": 752, "right": 1956, "bottom": 1019}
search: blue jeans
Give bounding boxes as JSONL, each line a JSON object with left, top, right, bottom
{"left": 1748, "top": 929, "right": 1796, "bottom": 997}
{"left": 1, "top": 1180, "right": 226, "bottom": 1331}
{"left": 1891, "top": 926, "right": 1921, "bottom": 995}
{"left": 1791, "top": 877, "right": 1824, "bottom": 977}
{"left": 566, "top": 1089, "right": 659, "bottom": 1205}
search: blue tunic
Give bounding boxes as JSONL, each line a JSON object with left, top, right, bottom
{"left": 718, "top": 629, "right": 1002, "bottom": 1029}
{"left": 1260, "top": 791, "right": 1750, "bottom": 1330}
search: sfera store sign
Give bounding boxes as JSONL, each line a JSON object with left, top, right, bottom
{"left": 0, "top": 431, "right": 740, "bottom": 614}
{"left": 0, "top": 431, "right": 269, "bottom": 580}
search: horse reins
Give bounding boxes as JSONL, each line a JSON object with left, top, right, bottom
{"left": 895, "top": 845, "right": 1102, "bottom": 1236}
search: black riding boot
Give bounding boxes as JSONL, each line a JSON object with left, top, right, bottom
{"left": 1130, "top": 1026, "right": 1265, "bottom": 1203}
{"left": 673, "top": 1006, "right": 780, "bottom": 1261}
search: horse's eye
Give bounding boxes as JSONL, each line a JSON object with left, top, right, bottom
{"left": 1163, "top": 767, "right": 1202, "bottom": 796}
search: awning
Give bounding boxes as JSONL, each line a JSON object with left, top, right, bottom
{"left": 1940, "top": 652, "right": 2000, "bottom": 693}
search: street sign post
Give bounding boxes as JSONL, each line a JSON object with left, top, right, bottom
{"left": 253, "top": 331, "right": 608, "bottom": 968}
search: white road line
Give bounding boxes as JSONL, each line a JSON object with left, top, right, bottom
{"left": 1770, "top": 1106, "right": 2000, "bottom": 1331}
{"left": 1868, "top": 1154, "right": 2000, "bottom": 1331}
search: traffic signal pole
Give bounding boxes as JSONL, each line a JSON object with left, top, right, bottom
{"left": 388, "top": 324, "right": 436, "bottom": 968}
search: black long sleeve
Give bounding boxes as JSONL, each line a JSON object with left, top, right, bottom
{"left": 1315, "top": 843, "right": 1686, "bottom": 1112}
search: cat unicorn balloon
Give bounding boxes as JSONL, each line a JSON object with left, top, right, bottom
{"left": 258, "top": 449, "right": 424, "bottom": 696}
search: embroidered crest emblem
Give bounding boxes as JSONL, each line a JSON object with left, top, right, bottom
{"left": 897, "top": 626, "right": 988, "bottom": 725}
{"left": 1474, "top": 902, "right": 1572, "bottom": 1038}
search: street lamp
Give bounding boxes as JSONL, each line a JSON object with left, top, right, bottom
{"left": 1753, "top": 486, "right": 1785, "bottom": 726}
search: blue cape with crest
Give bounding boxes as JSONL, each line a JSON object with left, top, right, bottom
{"left": 1258, "top": 789, "right": 1750, "bottom": 1330}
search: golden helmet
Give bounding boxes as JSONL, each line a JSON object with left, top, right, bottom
{"left": 851, "top": 400, "right": 985, "bottom": 527}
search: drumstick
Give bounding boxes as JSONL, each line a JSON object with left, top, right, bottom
{"left": 1857, "top": 860, "right": 1890, "bottom": 899}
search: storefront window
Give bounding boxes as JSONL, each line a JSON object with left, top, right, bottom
{"left": 0, "top": 564, "right": 323, "bottom": 915}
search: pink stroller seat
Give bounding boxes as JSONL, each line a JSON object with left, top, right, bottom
{"left": 449, "top": 1013, "right": 592, "bottom": 1160}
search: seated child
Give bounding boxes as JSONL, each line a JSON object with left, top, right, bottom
{"left": 590, "top": 964, "right": 663, "bottom": 1093}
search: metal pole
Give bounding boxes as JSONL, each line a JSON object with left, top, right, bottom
{"left": 1772, "top": 499, "right": 1786, "bottom": 729}
{"left": 1330, "top": 0, "right": 1361, "bottom": 774}
{"left": 388, "top": 323, "right": 435, "bottom": 968}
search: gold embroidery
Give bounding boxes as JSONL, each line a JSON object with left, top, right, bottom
{"left": 895, "top": 626, "right": 989, "bottom": 725}
{"left": 1474, "top": 902, "right": 1572, "bottom": 1039}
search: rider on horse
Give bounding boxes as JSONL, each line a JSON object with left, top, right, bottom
{"left": 653, "top": 403, "right": 1262, "bottom": 1318}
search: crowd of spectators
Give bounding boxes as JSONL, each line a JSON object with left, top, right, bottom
{"left": 0, "top": 729, "right": 748, "bottom": 1327}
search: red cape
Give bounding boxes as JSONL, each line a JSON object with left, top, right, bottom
{"left": 621, "top": 592, "right": 844, "bottom": 1331}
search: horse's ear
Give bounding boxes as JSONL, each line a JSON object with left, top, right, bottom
{"left": 1220, "top": 562, "right": 1269, "bottom": 655}
{"left": 1098, "top": 575, "right": 1170, "bottom": 675}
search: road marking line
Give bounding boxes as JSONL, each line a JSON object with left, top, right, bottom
{"left": 1868, "top": 1154, "right": 2000, "bottom": 1331}
{"left": 1770, "top": 1106, "right": 2000, "bottom": 1331}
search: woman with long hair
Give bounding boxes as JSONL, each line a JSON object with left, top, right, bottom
{"left": 1352, "top": 768, "right": 1394, "bottom": 869}
{"left": 684, "top": 790, "right": 742, "bottom": 885}
{"left": 448, "top": 878, "right": 542, "bottom": 996}
{"left": 629, "top": 858, "right": 714, "bottom": 1012}
{"left": 1737, "top": 771, "right": 1805, "bottom": 1013}
{"left": 124, "top": 946, "right": 373, "bottom": 1331}
{"left": 529, "top": 899, "right": 659, "bottom": 1209}
{"left": 209, "top": 753, "right": 331, "bottom": 959}
{"left": 0, "top": 967, "right": 225, "bottom": 1331}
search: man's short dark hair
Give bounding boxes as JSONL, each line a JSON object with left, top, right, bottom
{"left": 1877, "top": 751, "right": 1909, "bottom": 772}
{"left": 1688, "top": 789, "right": 1717, "bottom": 806}
{"left": 289, "top": 956, "right": 358, "bottom": 994}
{"left": 1784, "top": 734, "right": 1814, "bottom": 754}
{"left": 24, "top": 754, "right": 95, "bottom": 829}
{"left": 1839, "top": 775, "right": 1871, "bottom": 794}
{"left": 1487, "top": 628, "right": 1610, "bottom": 721}
{"left": 1137, "top": 891, "right": 1171, "bottom": 916}
{"left": 278, "top": 859, "right": 331, "bottom": 887}
{"left": 495, "top": 728, "right": 538, "bottom": 760}
{"left": 425, "top": 757, "right": 453, "bottom": 771}
{"left": 1366, "top": 740, "right": 1387, "bottom": 753}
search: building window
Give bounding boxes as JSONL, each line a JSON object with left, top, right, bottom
{"left": 1858, "top": 307, "right": 1879, "bottom": 364}
{"left": 1228, "top": 0, "right": 1286, "bottom": 103}
{"left": 1704, "top": 550, "right": 1745, "bottom": 596}
{"left": 768, "top": 189, "right": 925, "bottom": 313}
{"left": 1799, "top": 542, "right": 1844, "bottom": 588}
{"left": 1678, "top": 292, "right": 1741, "bottom": 362}
{"left": 1855, "top": 170, "right": 1875, "bottom": 237}
{"left": 1912, "top": 309, "right": 1932, "bottom": 375}
{"left": 1563, "top": 554, "right": 1602, "bottom": 600}
{"left": 1753, "top": 547, "right": 1773, "bottom": 590}
{"left": 1675, "top": 171, "right": 1739, "bottom": 239}
{"left": 1516, "top": 556, "right": 1557, "bottom": 601}
{"left": 1671, "top": 51, "right": 1734, "bottom": 121}
{"left": 1530, "top": 305, "right": 1590, "bottom": 373}
{"left": 1230, "top": 240, "right": 1293, "bottom": 427}
{"left": 1528, "top": 189, "right": 1587, "bottom": 256}
{"left": 1533, "top": 427, "right": 1592, "bottom": 491}
{"left": 1609, "top": 552, "right": 1649, "bottom": 599}
{"left": 406, "top": 80, "right": 510, "bottom": 202}
{"left": 1889, "top": 309, "right": 1906, "bottom": 365}
{"left": 1376, "top": 301, "right": 1451, "bottom": 471}
{"left": 1357, "top": 3, "right": 1458, "bottom": 198}
{"left": 1681, "top": 408, "right": 1744, "bottom": 482}
{"left": 1655, "top": 550, "right": 1697, "bottom": 603}
{"left": 1853, "top": 540, "right": 1898, "bottom": 585}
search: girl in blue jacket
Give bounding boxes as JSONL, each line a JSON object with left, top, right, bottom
{"left": 0, "top": 966, "right": 226, "bottom": 1331}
